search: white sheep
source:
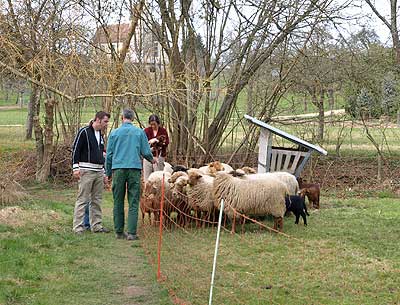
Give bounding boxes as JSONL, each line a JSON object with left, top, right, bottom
{"left": 213, "top": 171, "right": 288, "bottom": 232}
{"left": 169, "top": 173, "right": 190, "bottom": 226}
{"left": 142, "top": 171, "right": 172, "bottom": 224}
{"left": 234, "top": 171, "right": 299, "bottom": 195}
{"left": 187, "top": 169, "right": 217, "bottom": 227}
{"left": 198, "top": 161, "right": 234, "bottom": 176}
{"left": 163, "top": 162, "right": 173, "bottom": 173}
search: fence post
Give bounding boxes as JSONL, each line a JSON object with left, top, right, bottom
{"left": 208, "top": 199, "right": 224, "bottom": 305}
{"left": 157, "top": 173, "right": 165, "bottom": 281}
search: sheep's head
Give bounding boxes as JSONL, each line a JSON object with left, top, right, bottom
{"left": 187, "top": 169, "right": 203, "bottom": 186}
{"left": 208, "top": 161, "right": 224, "bottom": 172}
{"left": 229, "top": 169, "right": 246, "bottom": 177}
{"left": 241, "top": 166, "right": 256, "bottom": 174}
{"left": 172, "top": 165, "right": 189, "bottom": 174}
{"left": 298, "top": 188, "right": 308, "bottom": 198}
{"left": 156, "top": 135, "right": 167, "bottom": 144}
{"left": 172, "top": 176, "right": 188, "bottom": 200}
{"left": 168, "top": 171, "right": 187, "bottom": 184}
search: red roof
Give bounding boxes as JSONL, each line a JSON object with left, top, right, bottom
{"left": 93, "top": 23, "right": 131, "bottom": 44}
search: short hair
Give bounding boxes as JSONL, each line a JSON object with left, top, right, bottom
{"left": 148, "top": 114, "right": 161, "bottom": 125}
{"left": 122, "top": 108, "right": 134, "bottom": 120}
{"left": 95, "top": 111, "right": 110, "bottom": 121}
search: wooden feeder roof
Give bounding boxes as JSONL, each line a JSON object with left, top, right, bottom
{"left": 244, "top": 114, "right": 328, "bottom": 156}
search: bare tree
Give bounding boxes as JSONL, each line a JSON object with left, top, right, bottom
{"left": 364, "top": 0, "right": 400, "bottom": 66}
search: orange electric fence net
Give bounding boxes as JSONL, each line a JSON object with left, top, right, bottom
{"left": 139, "top": 173, "right": 324, "bottom": 304}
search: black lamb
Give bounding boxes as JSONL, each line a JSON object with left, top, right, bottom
{"left": 171, "top": 165, "right": 189, "bottom": 173}
{"left": 285, "top": 195, "right": 310, "bottom": 226}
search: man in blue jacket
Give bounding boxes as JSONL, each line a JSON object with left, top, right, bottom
{"left": 106, "top": 109, "right": 155, "bottom": 240}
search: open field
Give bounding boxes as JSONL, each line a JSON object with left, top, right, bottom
{"left": 1, "top": 101, "right": 400, "bottom": 304}
{"left": 141, "top": 196, "right": 400, "bottom": 305}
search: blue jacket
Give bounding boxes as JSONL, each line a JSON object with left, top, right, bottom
{"left": 106, "top": 122, "right": 153, "bottom": 176}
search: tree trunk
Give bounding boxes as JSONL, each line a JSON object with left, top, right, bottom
{"left": 318, "top": 90, "right": 325, "bottom": 142}
{"left": 26, "top": 84, "right": 39, "bottom": 140}
{"left": 327, "top": 88, "right": 334, "bottom": 111}
{"left": 377, "top": 153, "right": 382, "bottom": 182}
{"left": 35, "top": 97, "right": 55, "bottom": 182}
{"left": 397, "top": 108, "right": 400, "bottom": 126}
{"left": 247, "top": 81, "right": 254, "bottom": 116}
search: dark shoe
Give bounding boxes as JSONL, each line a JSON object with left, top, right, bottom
{"left": 127, "top": 234, "right": 139, "bottom": 241}
{"left": 93, "top": 227, "right": 110, "bottom": 233}
{"left": 115, "top": 232, "right": 128, "bottom": 239}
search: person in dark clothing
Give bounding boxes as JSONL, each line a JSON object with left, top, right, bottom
{"left": 143, "top": 114, "right": 169, "bottom": 181}
{"left": 72, "top": 111, "right": 110, "bottom": 234}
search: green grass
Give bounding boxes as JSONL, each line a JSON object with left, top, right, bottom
{"left": 141, "top": 196, "right": 400, "bottom": 304}
{"left": 0, "top": 187, "right": 172, "bottom": 305}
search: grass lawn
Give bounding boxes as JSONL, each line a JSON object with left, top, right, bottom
{"left": 141, "top": 196, "right": 400, "bottom": 305}
{"left": 0, "top": 186, "right": 172, "bottom": 305}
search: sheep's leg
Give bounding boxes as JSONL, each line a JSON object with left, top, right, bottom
{"left": 241, "top": 216, "right": 246, "bottom": 234}
{"left": 295, "top": 214, "right": 300, "bottom": 224}
{"left": 154, "top": 211, "right": 159, "bottom": 227}
{"left": 316, "top": 195, "right": 320, "bottom": 209}
{"left": 279, "top": 217, "right": 284, "bottom": 231}
{"left": 304, "top": 203, "right": 310, "bottom": 216}
{"left": 231, "top": 215, "right": 236, "bottom": 234}
{"left": 273, "top": 217, "right": 278, "bottom": 231}
{"left": 202, "top": 212, "right": 207, "bottom": 229}
{"left": 301, "top": 211, "right": 307, "bottom": 226}
{"left": 196, "top": 210, "right": 201, "bottom": 228}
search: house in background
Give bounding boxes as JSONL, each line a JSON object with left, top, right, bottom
{"left": 93, "top": 21, "right": 166, "bottom": 71}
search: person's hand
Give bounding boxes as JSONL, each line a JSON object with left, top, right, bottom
{"left": 73, "top": 170, "right": 80, "bottom": 180}
{"left": 151, "top": 158, "right": 157, "bottom": 165}
{"left": 149, "top": 138, "right": 159, "bottom": 145}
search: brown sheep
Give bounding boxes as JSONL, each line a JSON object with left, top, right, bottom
{"left": 298, "top": 178, "right": 320, "bottom": 209}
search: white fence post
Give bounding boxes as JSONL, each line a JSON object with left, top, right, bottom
{"left": 208, "top": 199, "right": 225, "bottom": 305}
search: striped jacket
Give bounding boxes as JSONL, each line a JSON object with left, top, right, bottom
{"left": 72, "top": 125, "right": 105, "bottom": 172}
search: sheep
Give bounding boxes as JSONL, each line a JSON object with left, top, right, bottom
{"left": 198, "top": 161, "right": 234, "bottom": 176}
{"left": 285, "top": 195, "right": 309, "bottom": 226}
{"left": 168, "top": 171, "right": 188, "bottom": 184}
{"left": 240, "top": 166, "right": 257, "bottom": 174}
{"left": 231, "top": 170, "right": 299, "bottom": 195}
{"left": 169, "top": 173, "right": 190, "bottom": 226}
{"left": 142, "top": 171, "right": 172, "bottom": 225}
{"left": 163, "top": 162, "right": 173, "bottom": 174}
{"left": 150, "top": 134, "right": 167, "bottom": 157}
{"left": 171, "top": 165, "right": 189, "bottom": 173}
{"left": 213, "top": 171, "right": 288, "bottom": 232}
{"left": 140, "top": 193, "right": 156, "bottom": 225}
{"left": 298, "top": 178, "right": 320, "bottom": 209}
{"left": 187, "top": 169, "right": 216, "bottom": 227}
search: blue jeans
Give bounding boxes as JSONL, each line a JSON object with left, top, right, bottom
{"left": 84, "top": 202, "right": 90, "bottom": 229}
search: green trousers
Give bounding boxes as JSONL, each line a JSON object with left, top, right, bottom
{"left": 112, "top": 169, "right": 141, "bottom": 234}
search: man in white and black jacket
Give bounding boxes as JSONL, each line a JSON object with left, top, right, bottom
{"left": 72, "top": 111, "right": 110, "bottom": 234}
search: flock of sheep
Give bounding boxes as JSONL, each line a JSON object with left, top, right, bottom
{"left": 140, "top": 161, "right": 320, "bottom": 232}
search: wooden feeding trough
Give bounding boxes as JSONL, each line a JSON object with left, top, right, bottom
{"left": 244, "top": 114, "right": 327, "bottom": 177}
